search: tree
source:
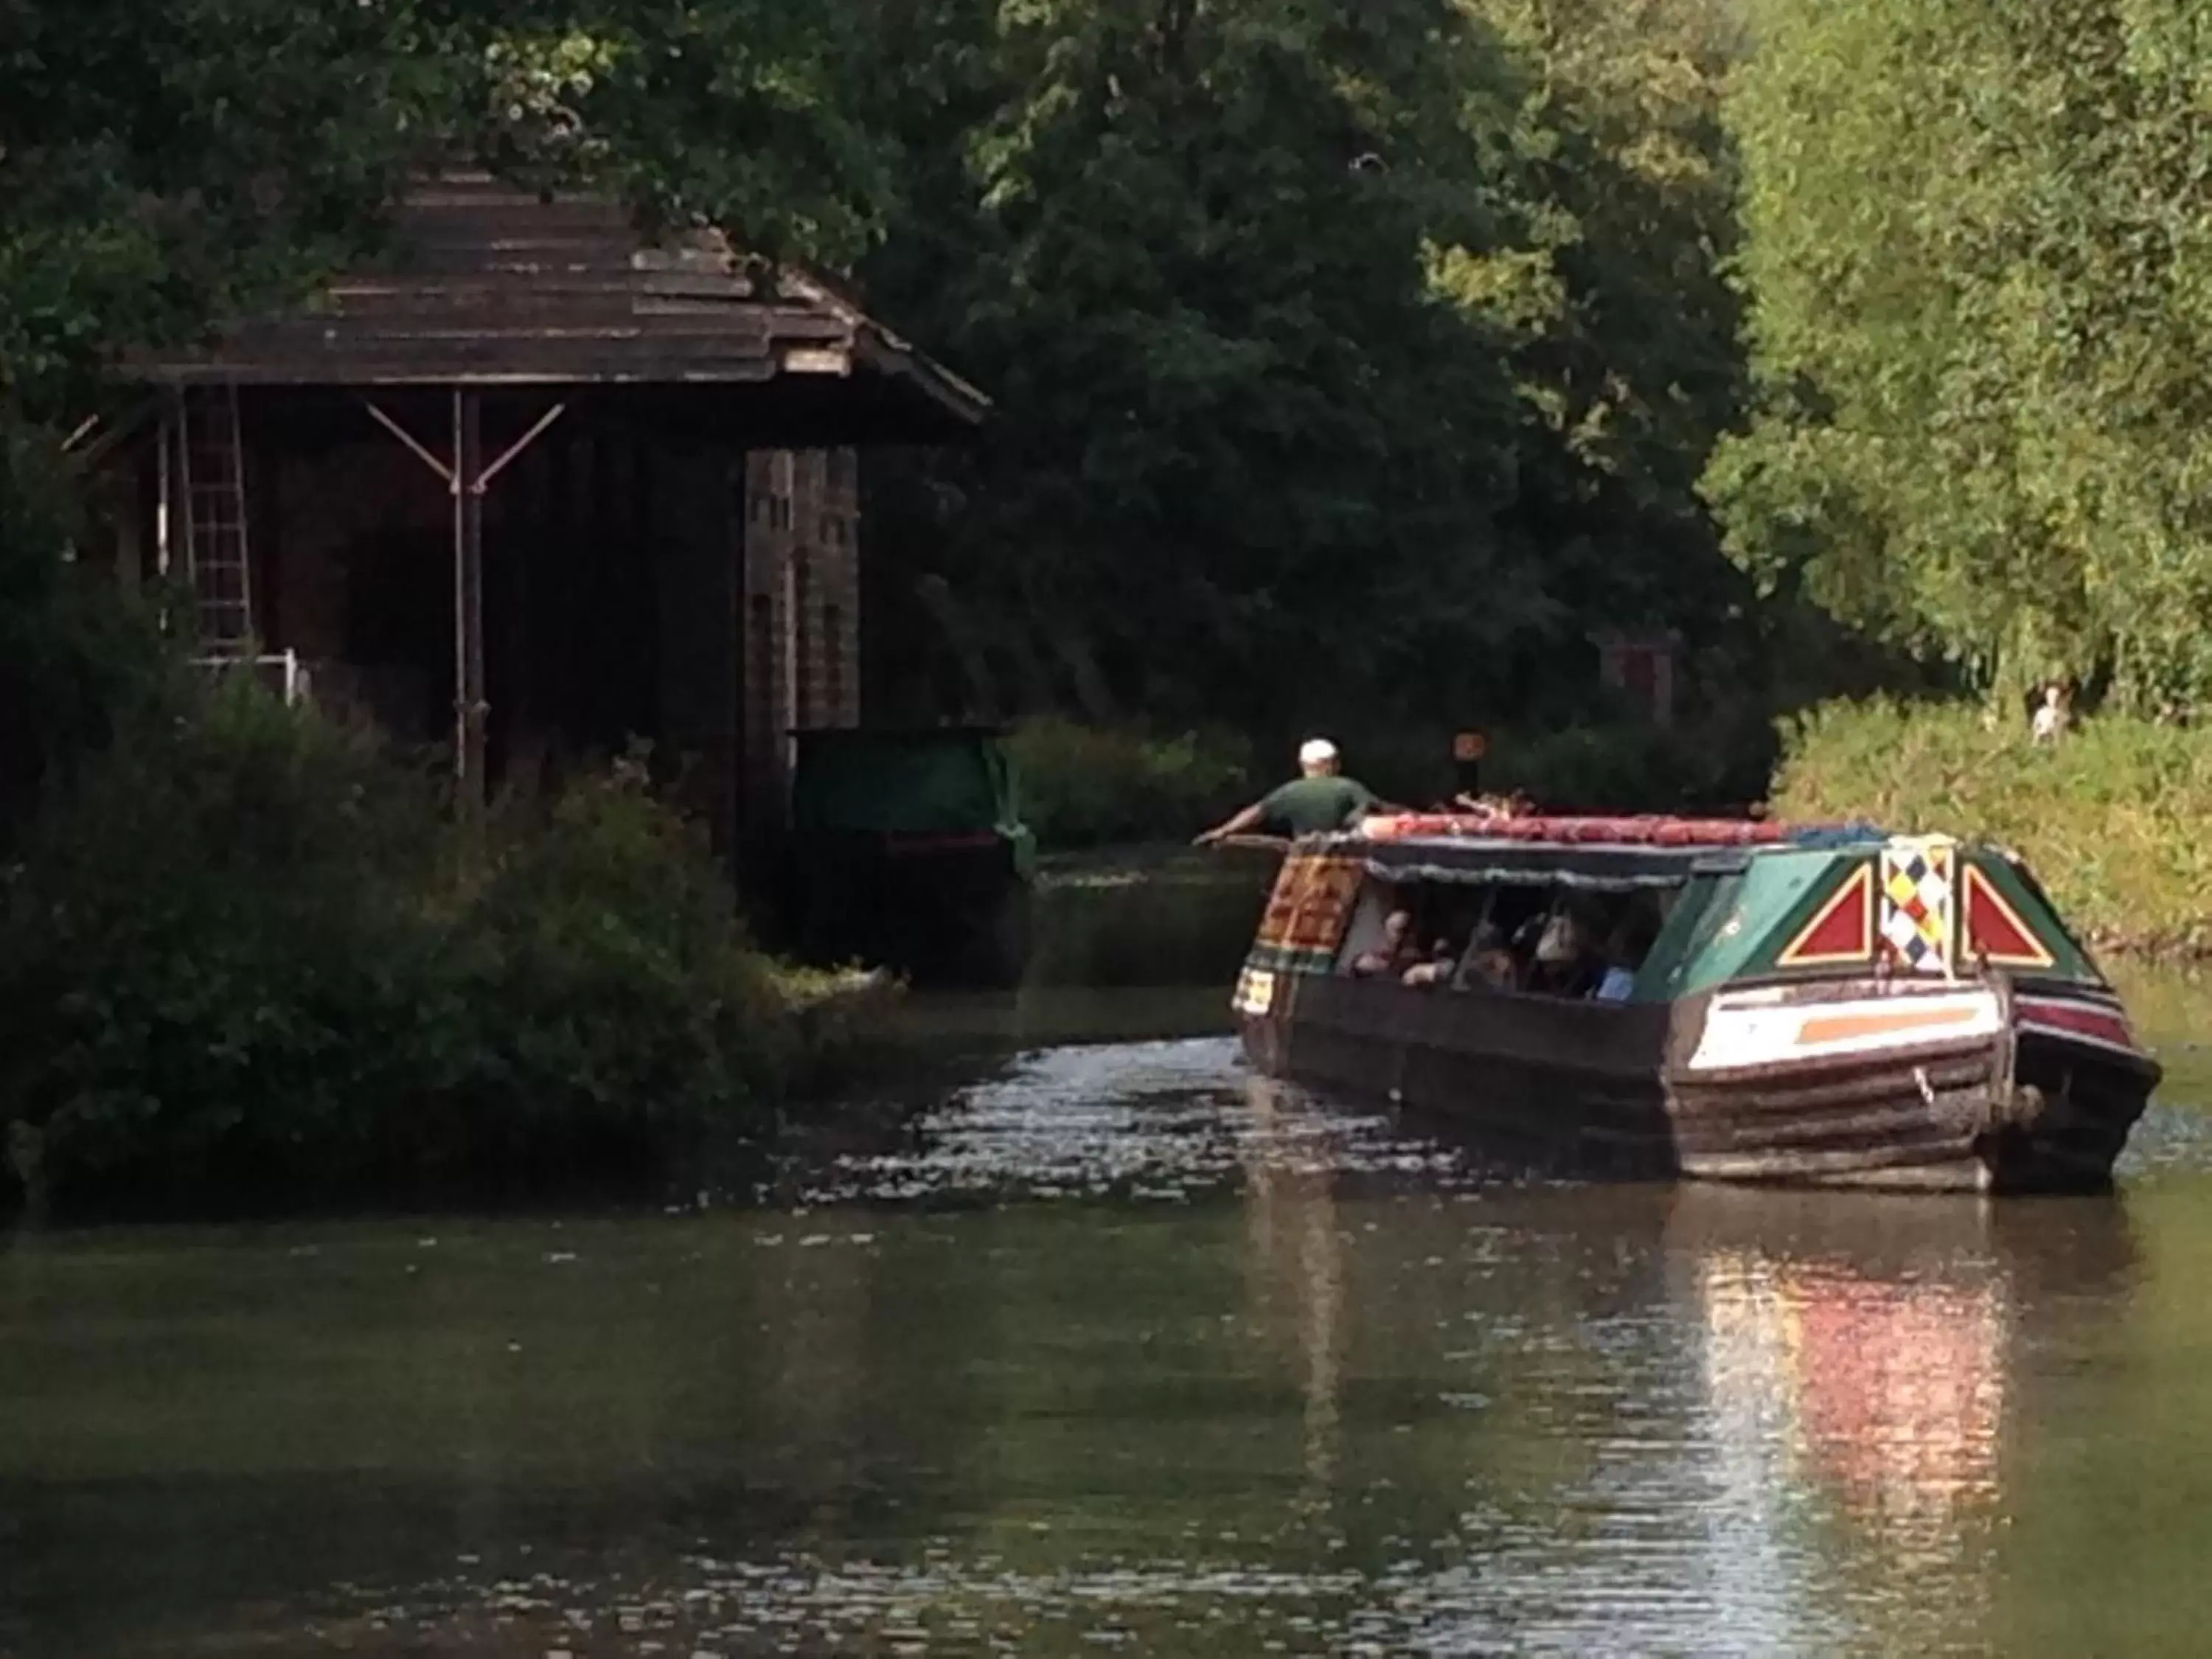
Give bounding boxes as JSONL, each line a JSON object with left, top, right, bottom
{"left": 1712, "top": 0, "right": 2212, "bottom": 714}
{"left": 858, "top": 0, "right": 1542, "bottom": 734}
{"left": 857, "top": 0, "right": 1761, "bottom": 740}
{"left": 3, "top": 0, "right": 1776, "bottom": 777}
{"left": 0, "top": 0, "right": 894, "bottom": 421}
{"left": 1455, "top": 0, "right": 1756, "bottom": 712}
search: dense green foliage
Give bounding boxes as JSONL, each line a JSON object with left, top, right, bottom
{"left": 1714, "top": 0, "right": 2212, "bottom": 715}
{"left": 0, "top": 428, "right": 178, "bottom": 830}
{"left": 0, "top": 0, "right": 893, "bottom": 421}
{"left": 22, "top": 0, "right": 2212, "bottom": 773}
{"left": 0, "top": 677, "right": 807, "bottom": 1218}
{"left": 6, "top": 0, "right": 1778, "bottom": 828}
{"left": 1775, "top": 699, "right": 2212, "bottom": 953}
{"left": 859, "top": 0, "right": 1761, "bottom": 739}
{"left": 1009, "top": 708, "right": 1773, "bottom": 850}
{"left": 1007, "top": 717, "right": 1252, "bottom": 849}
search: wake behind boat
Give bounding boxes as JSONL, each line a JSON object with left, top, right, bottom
{"left": 1232, "top": 812, "right": 2158, "bottom": 1193}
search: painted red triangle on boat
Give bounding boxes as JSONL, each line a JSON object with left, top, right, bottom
{"left": 1780, "top": 865, "right": 1873, "bottom": 964}
{"left": 1964, "top": 865, "right": 2053, "bottom": 965}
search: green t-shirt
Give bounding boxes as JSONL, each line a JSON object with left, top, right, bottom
{"left": 1259, "top": 774, "right": 1378, "bottom": 837}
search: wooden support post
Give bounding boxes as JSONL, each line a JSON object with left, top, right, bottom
{"left": 361, "top": 389, "right": 564, "bottom": 813}
{"left": 453, "top": 389, "right": 487, "bottom": 806}
{"left": 154, "top": 399, "right": 176, "bottom": 578}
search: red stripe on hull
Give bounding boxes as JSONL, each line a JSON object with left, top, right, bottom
{"left": 2016, "top": 996, "right": 2146, "bottom": 1062}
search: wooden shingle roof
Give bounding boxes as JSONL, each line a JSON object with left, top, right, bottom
{"left": 128, "top": 173, "right": 987, "bottom": 428}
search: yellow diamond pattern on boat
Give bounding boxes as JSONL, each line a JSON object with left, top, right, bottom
{"left": 1879, "top": 840, "right": 1954, "bottom": 975}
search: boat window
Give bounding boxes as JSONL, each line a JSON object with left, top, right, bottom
{"left": 1339, "top": 874, "right": 1679, "bottom": 1000}
{"left": 1336, "top": 882, "right": 1405, "bottom": 972}
{"left": 1591, "top": 889, "right": 1668, "bottom": 1000}
{"left": 1338, "top": 880, "right": 1480, "bottom": 981}
{"left": 1451, "top": 884, "right": 1669, "bottom": 1001}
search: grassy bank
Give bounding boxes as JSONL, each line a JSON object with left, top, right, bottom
{"left": 0, "top": 673, "right": 892, "bottom": 1224}
{"left": 1774, "top": 699, "right": 2212, "bottom": 956}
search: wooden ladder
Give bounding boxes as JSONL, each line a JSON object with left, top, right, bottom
{"left": 178, "top": 386, "right": 253, "bottom": 656}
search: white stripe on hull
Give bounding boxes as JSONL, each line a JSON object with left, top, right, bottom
{"left": 1686, "top": 987, "right": 2003, "bottom": 1072}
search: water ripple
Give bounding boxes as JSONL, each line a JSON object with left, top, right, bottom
{"left": 2115, "top": 1100, "right": 2212, "bottom": 1180}
{"left": 800, "top": 1039, "right": 1491, "bottom": 1208}
{"left": 317, "top": 1545, "right": 1872, "bottom": 1658}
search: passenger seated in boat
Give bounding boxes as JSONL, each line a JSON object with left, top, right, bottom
{"left": 1401, "top": 933, "right": 1458, "bottom": 988}
{"left": 1590, "top": 908, "right": 1662, "bottom": 1002}
{"left": 1350, "top": 909, "right": 1419, "bottom": 978}
{"left": 1450, "top": 922, "right": 1517, "bottom": 991}
{"left": 1526, "top": 909, "right": 1602, "bottom": 998}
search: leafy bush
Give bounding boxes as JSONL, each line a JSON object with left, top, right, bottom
{"left": 1006, "top": 717, "right": 1253, "bottom": 849}
{"left": 0, "top": 678, "right": 804, "bottom": 1220}
{"left": 1773, "top": 698, "right": 2212, "bottom": 953}
{"left": 0, "top": 421, "right": 181, "bottom": 838}
{"left": 1006, "top": 711, "right": 1778, "bottom": 849}
{"left": 441, "top": 758, "right": 794, "bottom": 1175}
{"left": 1327, "top": 714, "right": 1776, "bottom": 818}
{"left": 1483, "top": 718, "right": 1777, "bottom": 815}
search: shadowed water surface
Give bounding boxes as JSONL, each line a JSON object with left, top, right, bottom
{"left": 8, "top": 959, "right": 2212, "bottom": 1655}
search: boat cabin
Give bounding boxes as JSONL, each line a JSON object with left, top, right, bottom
{"left": 1237, "top": 815, "right": 2110, "bottom": 1020}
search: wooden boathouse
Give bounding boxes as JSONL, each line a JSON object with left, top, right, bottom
{"left": 80, "top": 173, "right": 987, "bottom": 861}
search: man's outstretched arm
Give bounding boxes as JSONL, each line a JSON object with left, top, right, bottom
{"left": 1194, "top": 802, "right": 1267, "bottom": 845}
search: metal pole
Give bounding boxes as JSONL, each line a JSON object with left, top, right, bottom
{"left": 453, "top": 389, "right": 487, "bottom": 807}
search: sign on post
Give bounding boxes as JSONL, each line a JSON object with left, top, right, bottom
{"left": 1453, "top": 730, "right": 1486, "bottom": 799}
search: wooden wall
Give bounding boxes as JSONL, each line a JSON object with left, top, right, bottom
{"left": 740, "top": 447, "right": 863, "bottom": 842}
{"left": 113, "top": 395, "right": 865, "bottom": 863}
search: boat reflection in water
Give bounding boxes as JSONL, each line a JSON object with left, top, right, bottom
{"left": 1212, "top": 1079, "right": 2158, "bottom": 1653}
{"left": 1674, "top": 1184, "right": 2139, "bottom": 1635}
{"left": 1234, "top": 1075, "right": 1352, "bottom": 1506}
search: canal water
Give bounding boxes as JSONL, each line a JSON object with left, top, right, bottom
{"left": 7, "top": 861, "right": 2212, "bottom": 1657}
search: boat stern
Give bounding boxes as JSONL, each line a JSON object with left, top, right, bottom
{"left": 1993, "top": 984, "right": 2160, "bottom": 1192}
{"left": 1669, "top": 980, "right": 2015, "bottom": 1190}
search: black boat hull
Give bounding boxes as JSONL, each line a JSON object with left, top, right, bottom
{"left": 1239, "top": 974, "right": 2156, "bottom": 1194}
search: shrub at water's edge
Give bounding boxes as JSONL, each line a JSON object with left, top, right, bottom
{"left": 1006, "top": 717, "right": 1255, "bottom": 849}
{"left": 0, "top": 677, "right": 870, "bottom": 1222}
{"left": 1353, "top": 716, "right": 1776, "bottom": 818}
{"left": 1009, "top": 713, "right": 1777, "bottom": 849}
{"left": 1773, "top": 698, "right": 2212, "bottom": 956}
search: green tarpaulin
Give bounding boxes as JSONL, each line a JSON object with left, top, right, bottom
{"left": 790, "top": 729, "right": 1021, "bottom": 838}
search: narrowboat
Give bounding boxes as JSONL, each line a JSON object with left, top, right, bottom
{"left": 1232, "top": 813, "right": 2159, "bottom": 1193}
{"left": 785, "top": 726, "right": 1037, "bottom": 982}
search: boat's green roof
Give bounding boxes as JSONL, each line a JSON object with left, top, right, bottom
{"left": 1289, "top": 822, "right": 2104, "bottom": 995}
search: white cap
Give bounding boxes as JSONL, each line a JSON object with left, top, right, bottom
{"left": 1298, "top": 737, "right": 1339, "bottom": 768}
